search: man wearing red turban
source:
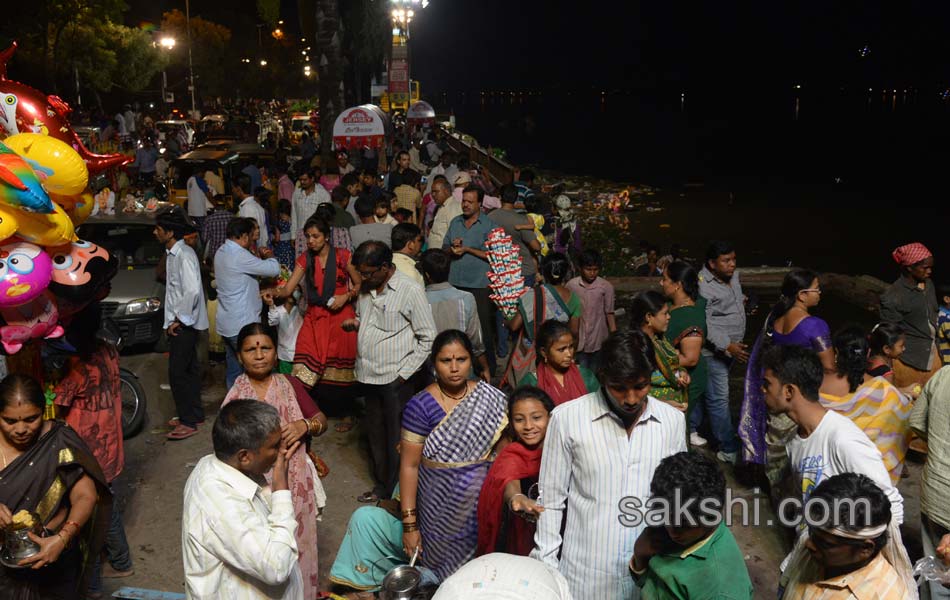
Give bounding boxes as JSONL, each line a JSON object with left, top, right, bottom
{"left": 880, "top": 242, "right": 940, "bottom": 388}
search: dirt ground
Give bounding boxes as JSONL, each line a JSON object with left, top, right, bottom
{"left": 102, "top": 351, "right": 926, "bottom": 599}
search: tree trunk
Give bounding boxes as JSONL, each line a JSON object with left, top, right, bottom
{"left": 314, "top": 0, "right": 344, "bottom": 166}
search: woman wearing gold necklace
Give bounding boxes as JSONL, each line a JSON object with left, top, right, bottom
{"left": 398, "top": 330, "right": 509, "bottom": 582}
{"left": 0, "top": 374, "right": 110, "bottom": 598}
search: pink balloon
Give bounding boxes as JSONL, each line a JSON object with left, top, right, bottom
{"left": 0, "top": 291, "right": 63, "bottom": 354}
{"left": 0, "top": 239, "right": 52, "bottom": 307}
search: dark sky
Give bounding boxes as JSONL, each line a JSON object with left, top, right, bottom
{"left": 127, "top": 0, "right": 950, "bottom": 92}
{"left": 409, "top": 0, "right": 950, "bottom": 92}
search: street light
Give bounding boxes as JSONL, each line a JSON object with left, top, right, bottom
{"left": 260, "top": 60, "right": 268, "bottom": 67}
{"left": 156, "top": 35, "right": 176, "bottom": 117}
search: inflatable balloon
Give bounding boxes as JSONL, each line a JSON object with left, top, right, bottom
{"left": 0, "top": 141, "right": 54, "bottom": 213}
{"left": 0, "top": 205, "right": 17, "bottom": 241}
{"left": 0, "top": 42, "right": 131, "bottom": 176}
{"left": 3, "top": 133, "right": 88, "bottom": 195}
{"left": 48, "top": 240, "right": 117, "bottom": 302}
{"left": 52, "top": 191, "right": 94, "bottom": 225}
{"left": 0, "top": 291, "right": 63, "bottom": 353}
{"left": 0, "top": 240, "right": 52, "bottom": 306}
{"left": 0, "top": 202, "right": 76, "bottom": 246}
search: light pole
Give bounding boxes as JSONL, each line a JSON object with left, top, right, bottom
{"left": 159, "top": 37, "right": 176, "bottom": 117}
{"left": 185, "top": 0, "right": 198, "bottom": 119}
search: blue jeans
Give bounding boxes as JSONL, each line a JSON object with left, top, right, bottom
{"left": 690, "top": 354, "right": 738, "bottom": 453}
{"left": 87, "top": 491, "right": 133, "bottom": 593}
{"left": 223, "top": 335, "right": 244, "bottom": 390}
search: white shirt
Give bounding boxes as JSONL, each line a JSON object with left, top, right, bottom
{"left": 433, "top": 553, "right": 574, "bottom": 600}
{"left": 426, "top": 197, "right": 462, "bottom": 250}
{"left": 164, "top": 240, "right": 209, "bottom": 330}
{"left": 239, "top": 197, "right": 269, "bottom": 249}
{"left": 290, "top": 185, "right": 331, "bottom": 239}
{"left": 268, "top": 304, "right": 304, "bottom": 362}
{"left": 182, "top": 455, "right": 303, "bottom": 600}
{"left": 186, "top": 176, "right": 209, "bottom": 218}
{"left": 787, "top": 409, "right": 904, "bottom": 524}
{"left": 531, "top": 392, "right": 687, "bottom": 600}
{"left": 426, "top": 163, "right": 458, "bottom": 195}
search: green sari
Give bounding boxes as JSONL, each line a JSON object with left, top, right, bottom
{"left": 649, "top": 334, "right": 688, "bottom": 407}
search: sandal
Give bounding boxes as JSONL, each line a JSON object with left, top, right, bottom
{"left": 168, "top": 416, "right": 204, "bottom": 428}
{"left": 357, "top": 491, "right": 379, "bottom": 503}
{"left": 166, "top": 423, "right": 199, "bottom": 440}
{"left": 334, "top": 418, "right": 356, "bottom": 433}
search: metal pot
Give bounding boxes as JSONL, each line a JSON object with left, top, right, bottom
{"left": 379, "top": 564, "right": 422, "bottom": 600}
{"left": 2, "top": 527, "right": 41, "bottom": 562}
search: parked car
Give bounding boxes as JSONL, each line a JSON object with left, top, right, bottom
{"left": 156, "top": 119, "right": 196, "bottom": 147}
{"left": 77, "top": 212, "right": 166, "bottom": 349}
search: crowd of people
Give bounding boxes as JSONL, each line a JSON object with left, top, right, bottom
{"left": 4, "top": 120, "right": 950, "bottom": 600}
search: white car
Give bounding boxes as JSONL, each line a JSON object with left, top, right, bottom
{"left": 156, "top": 120, "right": 195, "bottom": 147}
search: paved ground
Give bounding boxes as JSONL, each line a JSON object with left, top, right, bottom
{"left": 101, "top": 350, "right": 926, "bottom": 599}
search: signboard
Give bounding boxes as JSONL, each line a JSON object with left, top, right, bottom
{"left": 389, "top": 59, "right": 409, "bottom": 93}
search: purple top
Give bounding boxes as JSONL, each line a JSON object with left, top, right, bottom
{"left": 739, "top": 315, "right": 831, "bottom": 465}
{"left": 770, "top": 316, "right": 832, "bottom": 352}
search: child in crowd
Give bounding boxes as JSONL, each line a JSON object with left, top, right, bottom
{"left": 566, "top": 249, "right": 617, "bottom": 371}
{"left": 273, "top": 199, "right": 294, "bottom": 269}
{"left": 938, "top": 283, "right": 950, "bottom": 366}
{"left": 374, "top": 194, "right": 398, "bottom": 225}
{"left": 867, "top": 322, "right": 906, "bottom": 382}
{"left": 265, "top": 291, "right": 304, "bottom": 374}
{"left": 394, "top": 208, "right": 414, "bottom": 223}
{"left": 522, "top": 195, "right": 549, "bottom": 257}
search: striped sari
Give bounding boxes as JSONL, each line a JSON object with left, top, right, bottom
{"left": 819, "top": 376, "right": 913, "bottom": 484}
{"left": 401, "top": 381, "right": 509, "bottom": 581}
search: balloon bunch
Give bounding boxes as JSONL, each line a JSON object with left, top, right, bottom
{"left": 0, "top": 135, "right": 117, "bottom": 354}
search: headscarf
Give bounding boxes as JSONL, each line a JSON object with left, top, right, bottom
{"left": 892, "top": 243, "right": 932, "bottom": 267}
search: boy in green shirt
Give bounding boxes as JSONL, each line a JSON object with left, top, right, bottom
{"left": 630, "top": 451, "right": 753, "bottom": 599}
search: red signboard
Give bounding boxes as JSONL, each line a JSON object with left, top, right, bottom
{"left": 389, "top": 59, "right": 409, "bottom": 94}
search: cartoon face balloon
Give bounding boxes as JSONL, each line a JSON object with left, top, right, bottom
{"left": 48, "top": 240, "right": 117, "bottom": 302}
{"left": 0, "top": 291, "right": 62, "bottom": 353}
{"left": 0, "top": 240, "right": 52, "bottom": 306}
{"left": 0, "top": 42, "right": 131, "bottom": 176}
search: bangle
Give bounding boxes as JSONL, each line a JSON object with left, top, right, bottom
{"left": 401, "top": 508, "right": 417, "bottom": 518}
{"left": 56, "top": 532, "right": 68, "bottom": 548}
{"left": 307, "top": 417, "right": 324, "bottom": 436}
{"left": 403, "top": 523, "right": 419, "bottom": 532}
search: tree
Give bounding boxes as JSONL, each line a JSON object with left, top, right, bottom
{"left": 314, "top": 0, "right": 344, "bottom": 163}
{"left": 57, "top": 23, "right": 166, "bottom": 96}
{"left": 0, "top": 0, "right": 127, "bottom": 92}
{"left": 160, "top": 9, "right": 233, "bottom": 98}
{"left": 341, "top": 0, "right": 390, "bottom": 105}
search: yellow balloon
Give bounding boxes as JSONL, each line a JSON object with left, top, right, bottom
{"left": 0, "top": 206, "right": 19, "bottom": 242}
{"left": 3, "top": 133, "right": 89, "bottom": 196}
{"left": 0, "top": 202, "right": 77, "bottom": 247}
{"left": 52, "top": 192, "right": 94, "bottom": 226}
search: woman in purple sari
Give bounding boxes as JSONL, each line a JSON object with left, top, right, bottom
{"left": 740, "top": 269, "right": 834, "bottom": 485}
{"left": 399, "top": 330, "right": 509, "bottom": 581}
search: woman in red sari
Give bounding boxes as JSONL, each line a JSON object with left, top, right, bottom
{"left": 276, "top": 215, "right": 361, "bottom": 389}
{"left": 517, "top": 320, "right": 600, "bottom": 405}
{"left": 476, "top": 386, "right": 555, "bottom": 556}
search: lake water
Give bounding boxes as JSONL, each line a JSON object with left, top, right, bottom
{"left": 431, "top": 88, "right": 948, "bottom": 280}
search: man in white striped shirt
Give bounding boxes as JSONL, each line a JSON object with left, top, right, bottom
{"left": 344, "top": 240, "right": 437, "bottom": 502}
{"left": 182, "top": 400, "right": 303, "bottom": 600}
{"left": 531, "top": 329, "right": 687, "bottom": 599}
